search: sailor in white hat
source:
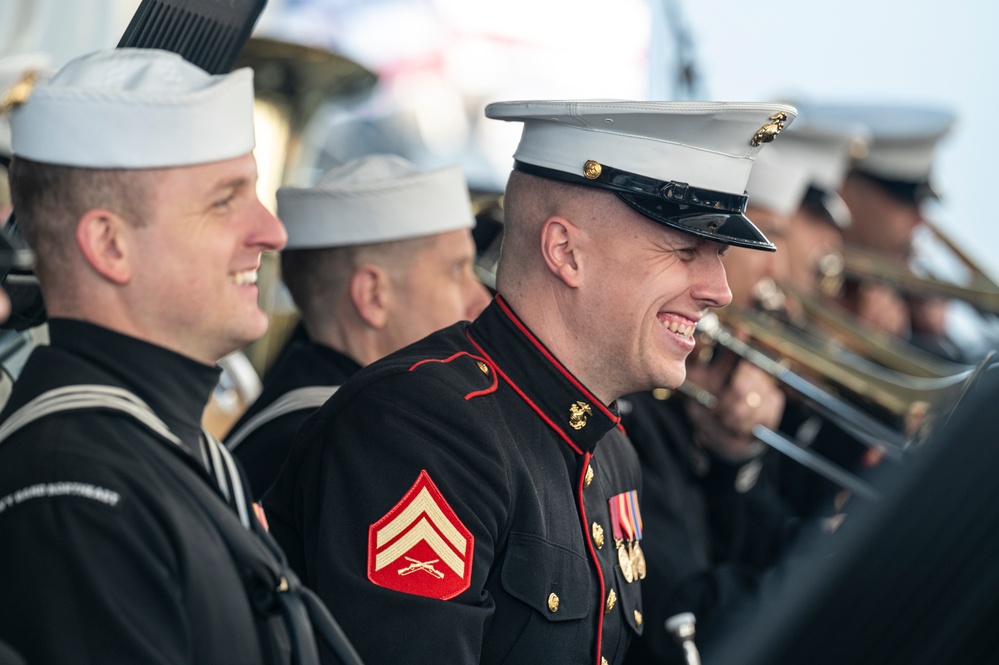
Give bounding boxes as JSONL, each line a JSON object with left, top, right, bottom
{"left": 225, "top": 153, "right": 491, "bottom": 498}
{"left": 262, "top": 99, "right": 795, "bottom": 665}
{"left": 0, "top": 47, "right": 341, "bottom": 665}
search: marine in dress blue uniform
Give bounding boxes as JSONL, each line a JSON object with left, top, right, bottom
{"left": 264, "top": 100, "right": 797, "bottom": 665}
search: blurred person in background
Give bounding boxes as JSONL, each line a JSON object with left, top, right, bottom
{"left": 225, "top": 153, "right": 491, "bottom": 498}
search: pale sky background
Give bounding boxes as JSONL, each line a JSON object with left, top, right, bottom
{"left": 2, "top": 0, "right": 996, "bottom": 279}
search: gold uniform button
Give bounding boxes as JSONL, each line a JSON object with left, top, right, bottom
{"left": 591, "top": 522, "right": 605, "bottom": 549}
{"left": 605, "top": 588, "right": 617, "bottom": 614}
{"left": 634, "top": 609, "right": 643, "bottom": 626}
{"left": 583, "top": 464, "right": 595, "bottom": 489}
{"left": 475, "top": 361, "right": 490, "bottom": 375}
{"left": 601, "top": 659, "right": 609, "bottom": 665}
{"left": 547, "top": 592, "right": 559, "bottom": 613}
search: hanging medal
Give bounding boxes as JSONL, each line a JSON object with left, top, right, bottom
{"left": 609, "top": 490, "right": 644, "bottom": 583}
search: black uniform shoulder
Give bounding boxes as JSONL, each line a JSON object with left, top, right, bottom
{"left": 319, "top": 321, "right": 497, "bottom": 416}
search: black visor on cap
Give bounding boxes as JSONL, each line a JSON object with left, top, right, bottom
{"left": 513, "top": 160, "right": 775, "bottom": 252}
{"left": 855, "top": 169, "right": 937, "bottom": 205}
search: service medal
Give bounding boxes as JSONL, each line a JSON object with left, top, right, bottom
{"left": 633, "top": 541, "right": 647, "bottom": 580}
{"left": 617, "top": 540, "right": 635, "bottom": 584}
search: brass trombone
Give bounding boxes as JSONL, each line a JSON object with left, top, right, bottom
{"left": 828, "top": 217, "right": 999, "bottom": 318}
{"left": 778, "top": 280, "right": 973, "bottom": 380}
{"left": 836, "top": 244, "right": 999, "bottom": 316}
{"left": 707, "top": 305, "right": 971, "bottom": 433}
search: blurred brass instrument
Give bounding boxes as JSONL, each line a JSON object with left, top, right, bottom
{"left": 665, "top": 613, "right": 702, "bottom": 665}
{"left": 824, "top": 217, "right": 999, "bottom": 317}
{"left": 707, "top": 304, "right": 971, "bottom": 436}
{"left": 778, "top": 280, "right": 972, "bottom": 380}
{"left": 695, "top": 310, "right": 911, "bottom": 454}
{"left": 834, "top": 244, "right": 999, "bottom": 316}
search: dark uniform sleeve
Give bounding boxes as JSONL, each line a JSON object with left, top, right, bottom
{"left": 0, "top": 416, "right": 267, "bottom": 665}
{"left": 1, "top": 425, "right": 197, "bottom": 664}
{"left": 271, "top": 369, "right": 512, "bottom": 664}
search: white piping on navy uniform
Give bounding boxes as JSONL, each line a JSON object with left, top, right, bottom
{"left": 207, "top": 429, "right": 250, "bottom": 529}
{"left": 196, "top": 435, "right": 211, "bottom": 472}
{"left": 0, "top": 385, "right": 252, "bottom": 530}
{"left": 205, "top": 429, "right": 232, "bottom": 504}
{"left": 0, "top": 385, "right": 181, "bottom": 446}
{"left": 225, "top": 385, "right": 340, "bottom": 451}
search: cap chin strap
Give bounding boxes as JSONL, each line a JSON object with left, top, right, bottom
{"left": 512, "top": 160, "right": 749, "bottom": 216}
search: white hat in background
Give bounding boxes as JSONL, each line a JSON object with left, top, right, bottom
{"left": 747, "top": 120, "right": 869, "bottom": 228}
{"left": 0, "top": 52, "right": 52, "bottom": 159}
{"left": 484, "top": 100, "right": 798, "bottom": 251}
{"left": 793, "top": 102, "right": 955, "bottom": 203}
{"left": 9, "top": 47, "right": 256, "bottom": 169}
{"left": 278, "top": 154, "right": 475, "bottom": 249}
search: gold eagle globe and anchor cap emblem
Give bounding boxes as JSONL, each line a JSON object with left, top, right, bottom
{"left": 568, "top": 401, "right": 593, "bottom": 430}
{"left": 751, "top": 111, "right": 789, "bottom": 147}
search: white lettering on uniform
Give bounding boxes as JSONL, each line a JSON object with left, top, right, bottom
{"left": 0, "top": 482, "right": 121, "bottom": 516}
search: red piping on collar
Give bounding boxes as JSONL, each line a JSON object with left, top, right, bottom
{"left": 495, "top": 296, "right": 620, "bottom": 426}
{"left": 409, "top": 351, "right": 499, "bottom": 399}
{"left": 466, "top": 331, "right": 584, "bottom": 456}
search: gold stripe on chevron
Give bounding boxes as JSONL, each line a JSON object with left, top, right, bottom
{"left": 375, "top": 516, "right": 466, "bottom": 577}
{"left": 375, "top": 486, "right": 468, "bottom": 553}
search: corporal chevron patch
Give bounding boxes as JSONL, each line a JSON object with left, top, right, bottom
{"left": 367, "top": 470, "right": 474, "bottom": 600}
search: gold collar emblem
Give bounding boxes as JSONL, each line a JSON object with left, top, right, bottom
{"left": 568, "top": 401, "right": 593, "bottom": 430}
{"left": 751, "top": 111, "right": 789, "bottom": 147}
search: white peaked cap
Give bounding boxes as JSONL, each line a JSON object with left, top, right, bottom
{"left": 747, "top": 121, "right": 869, "bottom": 218}
{"left": 278, "top": 154, "right": 476, "bottom": 249}
{"left": 10, "top": 48, "right": 256, "bottom": 168}
{"left": 795, "top": 103, "right": 955, "bottom": 184}
{"left": 0, "top": 52, "right": 52, "bottom": 157}
{"left": 485, "top": 100, "right": 797, "bottom": 251}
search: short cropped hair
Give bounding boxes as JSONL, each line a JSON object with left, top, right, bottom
{"left": 8, "top": 157, "right": 152, "bottom": 287}
{"left": 280, "top": 234, "right": 435, "bottom": 331}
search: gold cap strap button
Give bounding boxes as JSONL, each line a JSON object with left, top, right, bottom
{"left": 583, "top": 159, "right": 602, "bottom": 179}
{"left": 605, "top": 588, "right": 617, "bottom": 614}
{"left": 547, "top": 592, "right": 559, "bottom": 613}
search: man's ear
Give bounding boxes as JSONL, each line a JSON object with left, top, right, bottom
{"left": 540, "top": 216, "right": 582, "bottom": 288}
{"left": 75, "top": 209, "right": 132, "bottom": 285}
{"left": 349, "top": 263, "right": 393, "bottom": 329}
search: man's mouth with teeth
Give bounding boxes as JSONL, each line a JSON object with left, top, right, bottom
{"left": 662, "top": 316, "right": 696, "bottom": 339}
{"left": 230, "top": 269, "right": 258, "bottom": 286}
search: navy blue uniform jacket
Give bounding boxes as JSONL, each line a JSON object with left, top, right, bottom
{"left": 264, "top": 296, "right": 645, "bottom": 665}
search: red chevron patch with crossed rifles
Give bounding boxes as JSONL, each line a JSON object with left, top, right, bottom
{"left": 368, "top": 470, "right": 474, "bottom": 600}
